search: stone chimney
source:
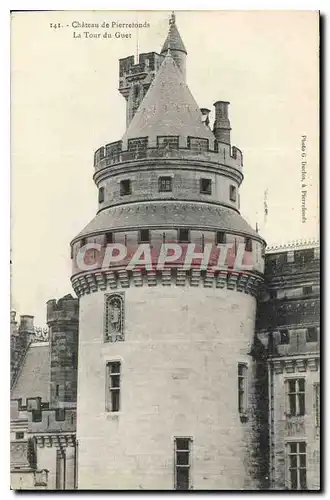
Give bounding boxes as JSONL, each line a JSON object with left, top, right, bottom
{"left": 19, "top": 315, "right": 35, "bottom": 333}
{"left": 213, "top": 101, "right": 231, "bottom": 145}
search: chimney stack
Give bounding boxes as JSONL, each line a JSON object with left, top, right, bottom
{"left": 19, "top": 315, "right": 35, "bottom": 333}
{"left": 200, "top": 108, "right": 211, "bottom": 127}
{"left": 213, "top": 101, "right": 231, "bottom": 145}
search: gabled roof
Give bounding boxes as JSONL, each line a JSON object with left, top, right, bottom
{"left": 161, "top": 14, "right": 187, "bottom": 54}
{"left": 122, "top": 53, "right": 215, "bottom": 145}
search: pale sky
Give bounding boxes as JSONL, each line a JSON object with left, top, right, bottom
{"left": 11, "top": 10, "right": 319, "bottom": 326}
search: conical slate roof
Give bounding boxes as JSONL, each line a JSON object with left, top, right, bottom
{"left": 122, "top": 53, "right": 216, "bottom": 146}
{"left": 161, "top": 14, "right": 187, "bottom": 54}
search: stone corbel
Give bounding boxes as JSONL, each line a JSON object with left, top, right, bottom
{"left": 284, "top": 359, "right": 295, "bottom": 373}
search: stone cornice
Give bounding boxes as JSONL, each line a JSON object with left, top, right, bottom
{"left": 270, "top": 355, "right": 319, "bottom": 374}
{"left": 71, "top": 267, "right": 264, "bottom": 298}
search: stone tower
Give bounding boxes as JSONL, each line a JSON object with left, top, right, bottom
{"left": 71, "top": 14, "right": 266, "bottom": 490}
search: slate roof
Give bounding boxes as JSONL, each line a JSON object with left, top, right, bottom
{"left": 73, "top": 202, "right": 262, "bottom": 242}
{"left": 161, "top": 16, "right": 187, "bottom": 54}
{"left": 11, "top": 343, "right": 50, "bottom": 403}
{"left": 122, "top": 53, "right": 215, "bottom": 145}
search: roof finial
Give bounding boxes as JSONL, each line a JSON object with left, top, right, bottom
{"left": 170, "top": 11, "right": 176, "bottom": 25}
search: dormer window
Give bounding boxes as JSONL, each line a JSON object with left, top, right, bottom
{"left": 230, "top": 185, "right": 237, "bottom": 202}
{"left": 157, "top": 136, "right": 179, "bottom": 149}
{"left": 120, "top": 179, "right": 131, "bottom": 196}
{"left": 200, "top": 178, "right": 212, "bottom": 195}
{"left": 128, "top": 137, "right": 148, "bottom": 156}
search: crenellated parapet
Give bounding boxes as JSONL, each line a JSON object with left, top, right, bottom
{"left": 46, "top": 294, "right": 79, "bottom": 326}
{"left": 94, "top": 137, "right": 243, "bottom": 174}
{"left": 11, "top": 397, "right": 76, "bottom": 459}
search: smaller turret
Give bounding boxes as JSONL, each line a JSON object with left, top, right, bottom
{"left": 160, "top": 12, "right": 187, "bottom": 80}
{"left": 213, "top": 101, "right": 232, "bottom": 145}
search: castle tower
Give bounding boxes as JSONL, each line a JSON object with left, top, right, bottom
{"left": 47, "top": 294, "right": 79, "bottom": 408}
{"left": 71, "top": 15, "right": 266, "bottom": 490}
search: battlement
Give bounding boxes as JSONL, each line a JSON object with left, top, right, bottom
{"left": 264, "top": 245, "right": 320, "bottom": 277}
{"left": 11, "top": 398, "right": 76, "bottom": 433}
{"left": 46, "top": 294, "right": 79, "bottom": 325}
{"left": 119, "top": 52, "right": 162, "bottom": 84}
{"left": 94, "top": 137, "right": 243, "bottom": 172}
{"left": 28, "top": 407, "right": 76, "bottom": 434}
{"left": 11, "top": 398, "right": 50, "bottom": 420}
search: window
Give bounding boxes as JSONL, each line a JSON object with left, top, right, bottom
{"left": 174, "top": 438, "right": 192, "bottom": 490}
{"left": 178, "top": 229, "right": 190, "bottom": 243}
{"left": 245, "top": 238, "right": 253, "bottom": 252}
{"left": 287, "top": 250, "right": 295, "bottom": 263}
{"left": 80, "top": 238, "right": 86, "bottom": 248}
{"left": 288, "top": 442, "right": 307, "bottom": 490}
{"left": 314, "top": 383, "right": 320, "bottom": 428}
{"left": 287, "top": 379, "right": 305, "bottom": 416}
{"left": 106, "top": 232, "right": 113, "bottom": 244}
{"left": 106, "top": 361, "right": 121, "bottom": 412}
{"left": 280, "top": 330, "right": 290, "bottom": 345}
{"left": 158, "top": 176, "right": 172, "bottom": 192}
{"left": 98, "top": 187, "right": 105, "bottom": 203}
{"left": 34, "top": 470, "right": 48, "bottom": 487}
{"left": 270, "top": 290, "right": 277, "bottom": 299}
{"left": 200, "top": 178, "right": 212, "bottom": 195}
{"left": 230, "top": 185, "right": 237, "bottom": 202}
{"left": 32, "top": 409, "right": 42, "bottom": 422}
{"left": 306, "top": 327, "right": 318, "bottom": 342}
{"left": 15, "top": 432, "right": 24, "bottom": 440}
{"left": 56, "top": 384, "right": 60, "bottom": 397}
{"left": 55, "top": 409, "right": 65, "bottom": 421}
{"left": 303, "top": 286, "right": 313, "bottom": 296}
{"left": 216, "top": 231, "right": 226, "bottom": 244}
{"left": 238, "top": 363, "right": 248, "bottom": 414}
{"left": 120, "top": 179, "right": 131, "bottom": 196}
{"left": 139, "top": 229, "right": 150, "bottom": 243}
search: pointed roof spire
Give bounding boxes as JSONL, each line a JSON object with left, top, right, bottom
{"left": 122, "top": 52, "right": 215, "bottom": 145}
{"left": 161, "top": 11, "right": 187, "bottom": 54}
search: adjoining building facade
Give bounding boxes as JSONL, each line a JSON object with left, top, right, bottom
{"left": 10, "top": 14, "right": 320, "bottom": 491}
